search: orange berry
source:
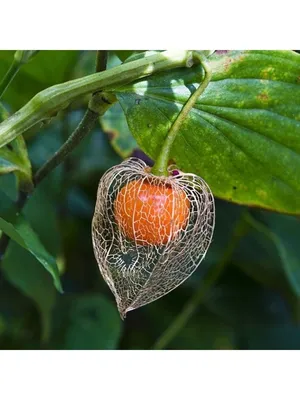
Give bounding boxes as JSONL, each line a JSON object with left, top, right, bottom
{"left": 114, "top": 179, "right": 190, "bottom": 245}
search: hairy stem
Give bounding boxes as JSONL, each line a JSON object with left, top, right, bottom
{"left": 0, "top": 51, "right": 195, "bottom": 148}
{"left": 152, "top": 52, "right": 212, "bottom": 176}
{"left": 152, "top": 213, "right": 248, "bottom": 350}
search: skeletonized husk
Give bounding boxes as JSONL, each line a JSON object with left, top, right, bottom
{"left": 92, "top": 158, "right": 215, "bottom": 318}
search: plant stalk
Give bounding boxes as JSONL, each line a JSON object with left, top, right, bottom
{"left": 0, "top": 51, "right": 195, "bottom": 148}
{"left": 152, "top": 52, "right": 212, "bottom": 176}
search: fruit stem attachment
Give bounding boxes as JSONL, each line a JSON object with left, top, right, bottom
{"left": 151, "top": 52, "right": 212, "bottom": 176}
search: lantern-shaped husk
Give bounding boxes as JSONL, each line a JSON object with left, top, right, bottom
{"left": 92, "top": 158, "right": 215, "bottom": 318}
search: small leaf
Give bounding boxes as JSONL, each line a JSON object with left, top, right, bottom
{"left": 116, "top": 50, "right": 300, "bottom": 215}
{"left": 0, "top": 190, "right": 62, "bottom": 293}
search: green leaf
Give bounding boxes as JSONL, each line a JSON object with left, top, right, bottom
{"left": 0, "top": 190, "right": 62, "bottom": 293}
{"left": 116, "top": 50, "right": 300, "bottom": 215}
{"left": 0, "top": 50, "right": 79, "bottom": 110}
{"left": 50, "top": 294, "right": 122, "bottom": 350}
{"left": 101, "top": 102, "right": 137, "bottom": 158}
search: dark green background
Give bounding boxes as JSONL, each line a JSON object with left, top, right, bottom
{"left": 0, "top": 50, "right": 300, "bottom": 350}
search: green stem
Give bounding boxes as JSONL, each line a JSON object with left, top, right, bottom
{"left": 0, "top": 50, "right": 195, "bottom": 148}
{"left": 34, "top": 51, "right": 112, "bottom": 186}
{"left": 152, "top": 52, "right": 212, "bottom": 176}
{"left": 0, "top": 59, "right": 21, "bottom": 100}
{"left": 152, "top": 213, "right": 248, "bottom": 350}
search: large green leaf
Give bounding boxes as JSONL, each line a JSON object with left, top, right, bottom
{"left": 0, "top": 190, "right": 62, "bottom": 293}
{"left": 116, "top": 50, "right": 300, "bottom": 215}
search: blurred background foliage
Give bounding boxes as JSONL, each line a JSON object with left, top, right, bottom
{"left": 0, "top": 50, "right": 300, "bottom": 350}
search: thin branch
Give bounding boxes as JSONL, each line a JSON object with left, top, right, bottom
{"left": 95, "top": 50, "right": 108, "bottom": 73}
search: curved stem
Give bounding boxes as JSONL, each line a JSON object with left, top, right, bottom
{"left": 151, "top": 52, "right": 212, "bottom": 176}
{"left": 152, "top": 213, "right": 248, "bottom": 350}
